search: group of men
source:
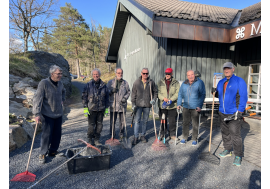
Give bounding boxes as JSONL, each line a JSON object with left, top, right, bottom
{"left": 32, "top": 61, "right": 247, "bottom": 166}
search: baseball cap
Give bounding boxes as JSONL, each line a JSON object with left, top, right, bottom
{"left": 194, "top": 70, "right": 201, "bottom": 77}
{"left": 223, "top": 62, "right": 234, "bottom": 69}
{"left": 165, "top": 68, "right": 173, "bottom": 74}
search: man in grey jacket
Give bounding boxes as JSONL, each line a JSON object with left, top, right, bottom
{"left": 107, "top": 68, "right": 130, "bottom": 141}
{"left": 33, "top": 65, "right": 66, "bottom": 164}
{"left": 131, "top": 68, "right": 158, "bottom": 144}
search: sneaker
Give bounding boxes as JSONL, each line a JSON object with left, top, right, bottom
{"left": 132, "top": 137, "right": 138, "bottom": 145}
{"left": 180, "top": 139, "right": 186, "bottom": 144}
{"left": 219, "top": 150, "right": 232, "bottom": 157}
{"left": 94, "top": 140, "right": 102, "bottom": 146}
{"left": 140, "top": 136, "right": 147, "bottom": 143}
{"left": 48, "top": 151, "right": 64, "bottom": 157}
{"left": 233, "top": 156, "right": 242, "bottom": 166}
{"left": 192, "top": 140, "right": 197, "bottom": 146}
{"left": 39, "top": 154, "right": 46, "bottom": 164}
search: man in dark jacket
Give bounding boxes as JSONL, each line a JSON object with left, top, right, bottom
{"left": 131, "top": 68, "right": 158, "bottom": 144}
{"left": 157, "top": 68, "right": 180, "bottom": 141}
{"left": 177, "top": 70, "right": 206, "bottom": 146}
{"left": 82, "top": 68, "right": 109, "bottom": 146}
{"left": 33, "top": 65, "right": 66, "bottom": 164}
{"left": 212, "top": 62, "right": 247, "bottom": 166}
{"left": 107, "top": 68, "right": 130, "bottom": 141}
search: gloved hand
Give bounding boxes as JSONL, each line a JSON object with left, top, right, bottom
{"left": 211, "top": 87, "right": 217, "bottom": 94}
{"left": 84, "top": 108, "right": 90, "bottom": 117}
{"left": 162, "top": 100, "right": 172, "bottom": 109}
{"left": 104, "top": 108, "right": 109, "bottom": 117}
{"left": 234, "top": 111, "right": 243, "bottom": 120}
{"left": 119, "top": 97, "right": 126, "bottom": 106}
{"left": 150, "top": 100, "right": 155, "bottom": 105}
{"left": 111, "top": 88, "right": 118, "bottom": 93}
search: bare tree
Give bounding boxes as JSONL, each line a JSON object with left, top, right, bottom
{"left": 9, "top": 32, "right": 24, "bottom": 54}
{"left": 9, "top": 0, "right": 59, "bottom": 52}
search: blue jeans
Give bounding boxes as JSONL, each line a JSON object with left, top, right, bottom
{"left": 134, "top": 107, "right": 151, "bottom": 138}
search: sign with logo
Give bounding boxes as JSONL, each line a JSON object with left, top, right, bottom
{"left": 124, "top": 48, "right": 141, "bottom": 60}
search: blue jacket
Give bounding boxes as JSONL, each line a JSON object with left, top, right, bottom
{"left": 82, "top": 79, "right": 109, "bottom": 111}
{"left": 216, "top": 74, "right": 247, "bottom": 114}
{"left": 177, "top": 78, "right": 206, "bottom": 109}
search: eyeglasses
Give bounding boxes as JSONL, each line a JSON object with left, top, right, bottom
{"left": 117, "top": 72, "right": 123, "bottom": 74}
{"left": 165, "top": 73, "right": 171, "bottom": 75}
{"left": 142, "top": 73, "right": 149, "bottom": 75}
{"left": 54, "top": 73, "right": 63, "bottom": 76}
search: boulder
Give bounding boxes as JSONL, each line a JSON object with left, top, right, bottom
{"left": 21, "top": 120, "right": 35, "bottom": 139}
{"left": 9, "top": 100, "right": 33, "bottom": 118}
{"left": 25, "top": 87, "right": 36, "bottom": 96}
{"left": 28, "top": 51, "right": 72, "bottom": 97}
{"left": 9, "top": 87, "right": 15, "bottom": 98}
{"left": 9, "top": 125, "right": 28, "bottom": 151}
{"left": 9, "top": 74, "right": 22, "bottom": 86}
{"left": 13, "top": 81, "right": 30, "bottom": 93}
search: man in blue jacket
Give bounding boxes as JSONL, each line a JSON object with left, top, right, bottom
{"left": 177, "top": 70, "right": 206, "bottom": 146}
{"left": 212, "top": 62, "right": 247, "bottom": 166}
{"left": 82, "top": 68, "right": 109, "bottom": 146}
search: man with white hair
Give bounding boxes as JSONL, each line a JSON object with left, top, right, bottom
{"left": 82, "top": 68, "right": 109, "bottom": 146}
{"left": 107, "top": 68, "right": 130, "bottom": 141}
{"left": 33, "top": 65, "right": 66, "bottom": 164}
{"left": 177, "top": 70, "right": 206, "bottom": 146}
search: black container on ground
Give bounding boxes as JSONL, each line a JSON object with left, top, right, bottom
{"left": 65, "top": 145, "right": 112, "bottom": 174}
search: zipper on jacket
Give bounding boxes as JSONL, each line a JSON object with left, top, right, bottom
{"left": 223, "top": 79, "right": 230, "bottom": 114}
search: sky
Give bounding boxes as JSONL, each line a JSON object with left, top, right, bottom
{"left": 58, "top": 0, "right": 261, "bottom": 29}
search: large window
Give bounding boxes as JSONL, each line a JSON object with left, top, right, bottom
{"left": 247, "top": 63, "right": 261, "bottom": 114}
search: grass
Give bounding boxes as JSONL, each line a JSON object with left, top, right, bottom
{"left": 9, "top": 53, "right": 41, "bottom": 81}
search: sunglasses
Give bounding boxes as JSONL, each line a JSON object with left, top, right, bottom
{"left": 142, "top": 73, "right": 149, "bottom": 75}
{"left": 165, "top": 73, "right": 171, "bottom": 75}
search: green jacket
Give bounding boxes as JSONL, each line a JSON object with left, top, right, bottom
{"left": 157, "top": 77, "right": 180, "bottom": 109}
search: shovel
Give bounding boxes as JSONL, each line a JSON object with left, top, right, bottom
{"left": 122, "top": 106, "right": 132, "bottom": 149}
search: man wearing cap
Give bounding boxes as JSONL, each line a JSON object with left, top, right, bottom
{"left": 131, "top": 68, "right": 158, "bottom": 145}
{"left": 177, "top": 70, "right": 206, "bottom": 146}
{"left": 212, "top": 62, "right": 247, "bottom": 166}
{"left": 157, "top": 68, "right": 180, "bottom": 141}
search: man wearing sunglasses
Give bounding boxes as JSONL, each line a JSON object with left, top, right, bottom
{"left": 33, "top": 65, "right": 66, "bottom": 164}
{"left": 157, "top": 68, "right": 180, "bottom": 141}
{"left": 131, "top": 68, "right": 158, "bottom": 145}
{"left": 107, "top": 68, "right": 130, "bottom": 141}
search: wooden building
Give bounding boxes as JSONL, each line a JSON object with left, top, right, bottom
{"left": 106, "top": 0, "right": 261, "bottom": 114}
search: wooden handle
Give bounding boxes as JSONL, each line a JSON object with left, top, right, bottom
{"left": 149, "top": 82, "right": 157, "bottom": 137}
{"left": 26, "top": 122, "right": 38, "bottom": 171}
{"left": 111, "top": 77, "right": 117, "bottom": 139}
{"left": 208, "top": 75, "right": 216, "bottom": 152}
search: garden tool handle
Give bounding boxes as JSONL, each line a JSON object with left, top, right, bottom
{"left": 209, "top": 75, "right": 216, "bottom": 152}
{"left": 149, "top": 81, "right": 157, "bottom": 136}
{"left": 26, "top": 122, "right": 38, "bottom": 172}
{"left": 111, "top": 77, "right": 117, "bottom": 139}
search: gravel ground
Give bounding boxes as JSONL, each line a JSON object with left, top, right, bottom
{"left": 9, "top": 82, "right": 261, "bottom": 189}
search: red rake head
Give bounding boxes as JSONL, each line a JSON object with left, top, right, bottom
{"left": 105, "top": 138, "right": 121, "bottom": 146}
{"left": 77, "top": 139, "right": 101, "bottom": 154}
{"left": 11, "top": 171, "right": 36, "bottom": 182}
{"left": 151, "top": 137, "right": 167, "bottom": 151}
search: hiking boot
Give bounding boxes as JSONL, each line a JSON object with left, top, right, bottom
{"left": 39, "top": 154, "right": 46, "bottom": 164}
{"left": 192, "top": 140, "right": 197, "bottom": 146}
{"left": 140, "top": 136, "right": 147, "bottom": 143}
{"left": 94, "top": 139, "right": 102, "bottom": 146}
{"left": 233, "top": 156, "right": 242, "bottom": 166}
{"left": 180, "top": 139, "right": 186, "bottom": 144}
{"left": 48, "top": 151, "right": 64, "bottom": 157}
{"left": 219, "top": 150, "right": 232, "bottom": 157}
{"left": 132, "top": 137, "right": 138, "bottom": 145}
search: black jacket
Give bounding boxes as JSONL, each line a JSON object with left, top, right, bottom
{"left": 131, "top": 76, "right": 158, "bottom": 108}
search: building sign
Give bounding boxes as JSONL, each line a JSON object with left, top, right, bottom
{"left": 124, "top": 48, "right": 141, "bottom": 60}
{"left": 231, "top": 20, "right": 261, "bottom": 42}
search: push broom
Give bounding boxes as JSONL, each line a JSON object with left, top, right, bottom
{"left": 105, "top": 77, "right": 121, "bottom": 146}
{"left": 149, "top": 82, "right": 167, "bottom": 151}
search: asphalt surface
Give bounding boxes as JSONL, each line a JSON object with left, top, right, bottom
{"left": 9, "top": 82, "right": 261, "bottom": 189}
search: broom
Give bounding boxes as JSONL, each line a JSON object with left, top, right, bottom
{"left": 149, "top": 81, "right": 167, "bottom": 151}
{"left": 105, "top": 77, "right": 121, "bottom": 146}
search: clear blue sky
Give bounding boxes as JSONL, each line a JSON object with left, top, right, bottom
{"left": 58, "top": 0, "right": 261, "bottom": 28}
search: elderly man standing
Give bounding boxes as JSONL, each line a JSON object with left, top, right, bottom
{"left": 157, "top": 68, "right": 180, "bottom": 141}
{"left": 107, "top": 68, "right": 130, "bottom": 141}
{"left": 33, "top": 65, "right": 66, "bottom": 164}
{"left": 212, "top": 62, "right": 247, "bottom": 166}
{"left": 131, "top": 68, "right": 158, "bottom": 145}
{"left": 82, "top": 68, "right": 109, "bottom": 146}
{"left": 177, "top": 70, "right": 206, "bottom": 146}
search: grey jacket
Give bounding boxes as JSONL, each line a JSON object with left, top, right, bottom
{"left": 107, "top": 78, "right": 130, "bottom": 112}
{"left": 131, "top": 76, "right": 158, "bottom": 108}
{"left": 32, "top": 77, "right": 66, "bottom": 118}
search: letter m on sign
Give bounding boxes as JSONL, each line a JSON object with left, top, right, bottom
{"left": 250, "top": 21, "right": 261, "bottom": 36}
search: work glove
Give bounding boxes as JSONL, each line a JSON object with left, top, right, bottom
{"left": 150, "top": 100, "right": 156, "bottom": 105}
{"left": 84, "top": 108, "right": 90, "bottom": 117}
{"left": 211, "top": 87, "right": 217, "bottom": 94}
{"left": 234, "top": 111, "right": 243, "bottom": 120}
{"left": 104, "top": 108, "right": 109, "bottom": 117}
{"left": 119, "top": 97, "right": 126, "bottom": 106}
{"left": 111, "top": 88, "right": 118, "bottom": 93}
{"left": 162, "top": 100, "right": 172, "bottom": 109}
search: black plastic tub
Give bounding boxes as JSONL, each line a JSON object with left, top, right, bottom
{"left": 65, "top": 145, "right": 112, "bottom": 174}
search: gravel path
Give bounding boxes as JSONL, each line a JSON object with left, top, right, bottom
{"left": 9, "top": 83, "right": 261, "bottom": 189}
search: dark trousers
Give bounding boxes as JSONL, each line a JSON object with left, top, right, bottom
{"left": 219, "top": 112, "right": 243, "bottom": 157}
{"left": 159, "top": 108, "right": 177, "bottom": 137}
{"left": 182, "top": 108, "right": 199, "bottom": 141}
{"left": 40, "top": 115, "right": 62, "bottom": 155}
{"left": 110, "top": 111, "right": 125, "bottom": 138}
{"left": 87, "top": 111, "right": 104, "bottom": 140}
